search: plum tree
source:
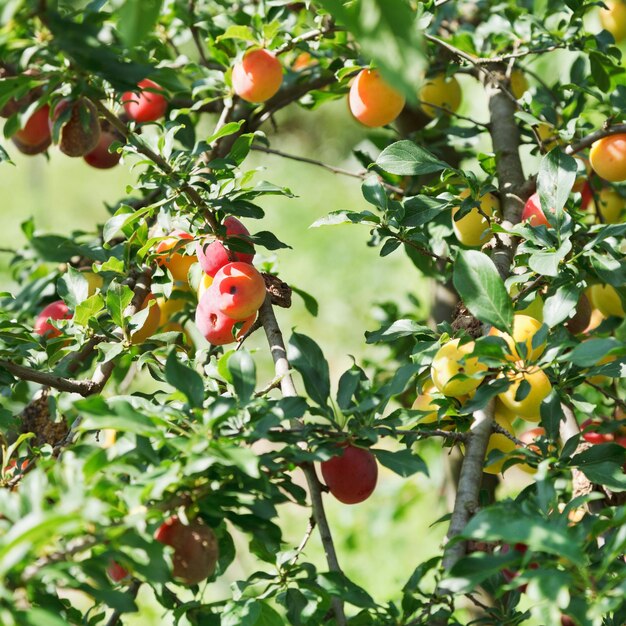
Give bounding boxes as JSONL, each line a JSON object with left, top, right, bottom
{"left": 320, "top": 444, "right": 378, "bottom": 504}
{"left": 2, "top": 2, "right": 626, "bottom": 625}
{"left": 232, "top": 48, "right": 283, "bottom": 103}
{"left": 348, "top": 69, "right": 406, "bottom": 127}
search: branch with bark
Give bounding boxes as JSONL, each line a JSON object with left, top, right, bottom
{"left": 257, "top": 295, "right": 347, "bottom": 626}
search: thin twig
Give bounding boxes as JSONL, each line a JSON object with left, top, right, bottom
{"left": 586, "top": 381, "right": 626, "bottom": 410}
{"left": 251, "top": 145, "right": 405, "bottom": 194}
{"left": 289, "top": 516, "right": 316, "bottom": 566}
{"left": 258, "top": 295, "right": 346, "bottom": 626}
{"left": 274, "top": 25, "right": 342, "bottom": 55}
{"left": 566, "top": 123, "right": 626, "bottom": 155}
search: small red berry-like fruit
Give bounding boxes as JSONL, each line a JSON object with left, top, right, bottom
{"left": 154, "top": 515, "right": 219, "bottom": 585}
{"left": 34, "top": 300, "right": 71, "bottom": 338}
{"left": 50, "top": 98, "right": 101, "bottom": 157}
{"left": 232, "top": 48, "right": 283, "bottom": 103}
{"left": 122, "top": 79, "right": 168, "bottom": 123}
{"left": 320, "top": 444, "right": 378, "bottom": 504}
{"left": 12, "top": 105, "right": 52, "bottom": 154}
{"left": 84, "top": 130, "right": 122, "bottom": 169}
{"left": 209, "top": 262, "right": 266, "bottom": 320}
{"left": 107, "top": 560, "right": 130, "bottom": 582}
{"left": 195, "top": 289, "right": 256, "bottom": 345}
{"left": 196, "top": 217, "right": 254, "bottom": 278}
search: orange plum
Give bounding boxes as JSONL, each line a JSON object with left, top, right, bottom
{"left": 348, "top": 69, "right": 406, "bottom": 128}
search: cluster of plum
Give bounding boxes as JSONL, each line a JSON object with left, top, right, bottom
{"left": 413, "top": 312, "right": 625, "bottom": 475}
{"left": 3, "top": 71, "right": 168, "bottom": 168}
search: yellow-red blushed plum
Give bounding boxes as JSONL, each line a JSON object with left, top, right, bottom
{"left": 431, "top": 339, "right": 487, "bottom": 398}
{"left": 521, "top": 192, "right": 551, "bottom": 227}
{"left": 196, "top": 216, "right": 254, "bottom": 277}
{"left": 489, "top": 314, "right": 546, "bottom": 363}
{"left": 84, "top": 131, "right": 121, "bottom": 169}
{"left": 588, "top": 284, "right": 625, "bottom": 318}
{"left": 419, "top": 73, "right": 461, "bottom": 118}
{"left": 50, "top": 98, "right": 101, "bottom": 157}
{"left": 452, "top": 189, "right": 500, "bottom": 247}
{"left": 34, "top": 300, "right": 71, "bottom": 338}
{"left": 154, "top": 516, "right": 219, "bottom": 585}
{"left": 232, "top": 48, "right": 283, "bottom": 103}
{"left": 195, "top": 289, "right": 256, "bottom": 345}
{"left": 156, "top": 230, "right": 196, "bottom": 283}
{"left": 320, "top": 444, "right": 378, "bottom": 504}
{"left": 348, "top": 69, "right": 406, "bottom": 128}
{"left": 122, "top": 79, "right": 168, "bottom": 123}
{"left": 497, "top": 367, "right": 552, "bottom": 421}
{"left": 12, "top": 104, "right": 51, "bottom": 154}
{"left": 210, "top": 262, "right": 266, "bottom": 320}
{"left": 590, "top": 134, "right": 626, "bottom": 182}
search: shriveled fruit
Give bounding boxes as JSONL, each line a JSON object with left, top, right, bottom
{"left": 51, "top": 98, "right": 101, "bottom": 157}
{"left": 155, "top": 516, "right": 219, "bottom": 585}
{"left": 321, "top": 444, "right": 378, "bottom": 504}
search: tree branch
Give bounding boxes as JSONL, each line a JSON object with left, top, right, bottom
{"left": 257, "top": 295, "right": 346, "bottom": 626}
{"left": 566, "top": 123, "right": 626, "bottom": 155}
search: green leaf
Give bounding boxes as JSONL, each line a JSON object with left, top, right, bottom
{"left": 228, "top": 350, "right": 256, "bottom": 404}
{"left": 376, "top": 140, "right": 450, "bottom": 176}
{"left": 291, "top": 285, "right": 318, "bottom": 317}
{"left": 57, "top": 267, "right": 89, "bottom": 308}
{"left": 374, "top": 448, "right": 428, "bottom": 477}
{"left": 365, "top": 319, "right": 434, "bottom": 344}
{"left": 571, "top": 443, "right": 626, "bottom": 491}
{"left": 165, "top": 351, "right": 204, "bottom": 408}
{"left": 117, "top": 0, "right": 163, "bottom": 47}
{"left": 461, "top": 502, "right": 584, "bottom": 567}
{"left": 287, "top": 332, "right": 330, "bottom": 407}
{"left": 22, "top": 608, "right": 73, "bottom": 626}
{"left": 452, "top": 250, "right": 513, "bottom": 332}
{"left": 77, "top": 398, "right": 161, "bottom": 437}
{"left": 543, "top": 284, "right": 579, "bottom": 327}
{"left": 217, "top": 25, "right": 257, "bottom": 43}
{"left": 317, "top": 572, "right": 376, "bottom": 608}
{"left": 106, "top": 282, "right": 133, "bottom": 327}
{"left": 536, "top": 149, "right": 576, "bottom": 231}
{"left": 74, "top": 293, "right": 105, "bottom": 327}
{"left": 569, "top": 338, "right": 620, "bottom": 367}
